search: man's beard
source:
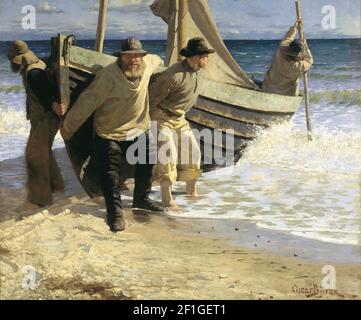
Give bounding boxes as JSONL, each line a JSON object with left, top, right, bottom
{"left": 123, "top": 61, "right": 146, "bottom": 79}
{"left": 199, "top": 62, "right": 208, "bottom": 70}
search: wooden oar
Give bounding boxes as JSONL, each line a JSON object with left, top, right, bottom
{"left": 95, "top": 0, "right": 108, "bottom": 53}
{"left": 295, "top": 0, "right": 312, "bottom": 141}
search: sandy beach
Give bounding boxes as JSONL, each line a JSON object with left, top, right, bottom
{"left": 1, "top": 0, "right": 361, "bottom": 302}
{"left": 0, "top": 148, "right": 360, "bottom": 300}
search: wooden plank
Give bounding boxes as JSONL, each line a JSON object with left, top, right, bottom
{"left": 199, "top": 134, "right": 247, "bottom": 154}
{"left": 186, "top": 107, "right": 262, "bottom": 139}
{"left": 187, "top": 118, "right": 254, "bottom": 141}
{"left": 69, "top": 46, "right": 116, "bottom": 72}
{"left": 189, "top": 120, "right": 249, "bottom": 166}
{"left": 195, "top": 96, "right": 292, "bottom": 126}
{"left": 57, "top": 34, "right": 70, "bottom": 111}
{"left": 69, "top": 70, "right": 88, "bottom": 82}
{"left": 199, "top": 79, "right": 303, "bottom": 113}
{"left": 200, "top": 140, "right": 244, "bottom": 164}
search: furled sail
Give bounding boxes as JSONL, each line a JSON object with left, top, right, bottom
{"left": 150, "top": 0, "right": 258, "bottom": 90}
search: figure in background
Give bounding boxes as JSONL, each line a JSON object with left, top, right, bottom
{"left": 7, "top": 40, "right": 64, "bottom": 212}
{"left": 262, "top": 21, "right": 313, "bottom": 96}
{"left": 149, "top": 37, "right": 215, "bottom": 209}
{"left": 59, "top": 37, "right": 164, "bottom": 232}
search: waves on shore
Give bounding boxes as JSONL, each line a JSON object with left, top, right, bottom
{"left": 242, "top": 122, "right": 361, "bottom": 175}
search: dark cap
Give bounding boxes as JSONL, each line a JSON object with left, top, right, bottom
{"left": 179, "top": 37, "right": 215, "bottom": 58}
{"left": 119, "top": 37, "right": 148, "bottom": 55}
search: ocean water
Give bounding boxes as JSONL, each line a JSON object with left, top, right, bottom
{"left": 0, "top": 39, "right": 360, "bottom": 246}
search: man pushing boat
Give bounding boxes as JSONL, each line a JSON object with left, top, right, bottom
{"left": 7, "top": 40, "right": 65, "bottom": 212}
{"left": 149, "top": 37, "right": 215, "bottom": 209}
{"left": 58, "top": 37, "right": 164, "bottom": 232}
{"left": 262, "top": 20, "right": 314, "bottom": 96}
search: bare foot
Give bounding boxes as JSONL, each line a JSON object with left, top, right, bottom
{"left": 163, "top": 201, "right": 182, "bottom": 212}
{"left": 15, "top": 201, "right": 42, "bottom": 213}
{"left": 186, "top": 180, "right": 198, "bottom": 199}
{"left": 185, "top": 192, "right": 199, "bottom": 201}
{"left": 186, "top": 191, "right": 198, "bottom": 197}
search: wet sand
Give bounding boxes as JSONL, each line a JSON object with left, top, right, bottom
{"left": 0, "top": 148, "right": 360, "bottom": 300}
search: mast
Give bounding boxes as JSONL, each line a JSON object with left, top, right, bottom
{"left": 95, "top": 0, "right": 109, "bottom": 53}
{"left": 177, "top": 0, "right": 188, "bottom": 61}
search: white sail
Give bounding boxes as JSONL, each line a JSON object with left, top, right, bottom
{"left": 150, "top": 0, "right": 258, "bottom": 90}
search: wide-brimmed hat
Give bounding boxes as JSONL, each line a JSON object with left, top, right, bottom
{"left": 180, "top": 37, "right": 215, "bottom": 58}
{"left": 283, "top": 39, "right": 304, "bottom": 58}
{"left": 114, "top": 37, "right": 148, "bottom": 56}
{"left": 7, "top": 40, "right": 39, "bottom": 65}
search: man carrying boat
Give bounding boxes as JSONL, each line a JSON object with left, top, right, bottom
{"left": 149, "top": 37, "right": 215, "bottom": 209}
{"left": 262, "top": 21, "right": 313, "bottom": 96}
{"left": 7, "top": 40, "right": 65, "bottom": 211}
{"left": 59, "top": 37, "right": 164, "bottom": 232}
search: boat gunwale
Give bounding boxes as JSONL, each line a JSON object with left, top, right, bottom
{"left": 197, "top": 95, "right": 295, "bottom": 117}
{"left": 199, "top": 79, "right": 303, "bottom": 114}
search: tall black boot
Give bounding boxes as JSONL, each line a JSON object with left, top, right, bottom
{"left": 103, "top": 190, "right": 126, "bottom": 232}
{"left": 133, "top": 163, "right": 164, "bottom": 212}
{"left": 97, "top": 136, "right": 126, "bottom": 232}
{"left": 108, "top": 211, "right": 126, "bottom": 232}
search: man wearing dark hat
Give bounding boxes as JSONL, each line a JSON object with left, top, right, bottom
{"left": 60, "top": 37, "right": 164, "bottom": 232}
{"left": 149, "top": 37, "right": 215, "bottom": 209}
{"left": 7, "top": 40, "right": 64, "bottom": 211}
{"left": 262, "top": 21, "right": 313, "bottom": 96}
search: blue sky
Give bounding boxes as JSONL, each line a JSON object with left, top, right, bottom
{"left": 0, "top": 0, "right": 360, "bottom": 41}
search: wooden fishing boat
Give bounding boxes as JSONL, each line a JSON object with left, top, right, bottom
{"left": 50, "top": 0, "right": 303, "bottom": 196}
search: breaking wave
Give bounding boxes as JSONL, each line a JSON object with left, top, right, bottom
{"left": 0, "top": 107, "right": 29, "bottom": 135}
{"left": 0, "top": 105, "right": 64, "bottom": 161}
{"left": 241, "top": 121, "right": 361, "bottom": 176}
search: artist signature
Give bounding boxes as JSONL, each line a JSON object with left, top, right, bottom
{"left": 292, "top": 284, "right": 345, "bottom": 298}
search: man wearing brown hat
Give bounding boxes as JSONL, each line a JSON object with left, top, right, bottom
{"left": 262, "top": 21, "right": 313, "bottom": 96}
{"left": 149, "top": 37, "right": 215, "bottom": 209}
{"left": 7, "top": 40, "right": 64, "bottom": 211}
{"left": 60, "top": 37, "right": 164, "bottom": 232}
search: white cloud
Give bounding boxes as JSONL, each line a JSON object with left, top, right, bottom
{"left": 89, "top": 0, "right": 153, "bottom": 12}
{"left": 37, "top": 0, "right": 64, "bottom": 14}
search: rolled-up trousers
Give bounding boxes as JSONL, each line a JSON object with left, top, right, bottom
{"left": 153, "top": 122, "right": 202, "bottom": 184}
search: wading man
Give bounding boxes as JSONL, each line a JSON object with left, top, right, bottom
{"left": 262, "top": 21, "right": 313, "bottom": 96}
{"left": 7, "top": 40, "right": 64, "bottom": 211}
{"left": 149, "top": 37, "right": 215, "bottom": 209}
{"left": 60, "top": 37, "right": 164, "bottom": 232}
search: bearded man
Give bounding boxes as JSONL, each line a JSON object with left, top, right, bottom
{"left": 59, "top": 37, "right": 164, "bottom": 232}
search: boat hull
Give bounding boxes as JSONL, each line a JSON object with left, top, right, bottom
{"left": 53, "top": 39, "right": 302, "bottom": 196}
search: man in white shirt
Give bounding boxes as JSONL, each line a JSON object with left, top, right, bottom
{"left": 60, "top": 37, "right": 164, "bottom": 232}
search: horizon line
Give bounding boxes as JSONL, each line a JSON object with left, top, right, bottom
{"left": 1, "top": 37, "right": 361, "bottom": 42}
